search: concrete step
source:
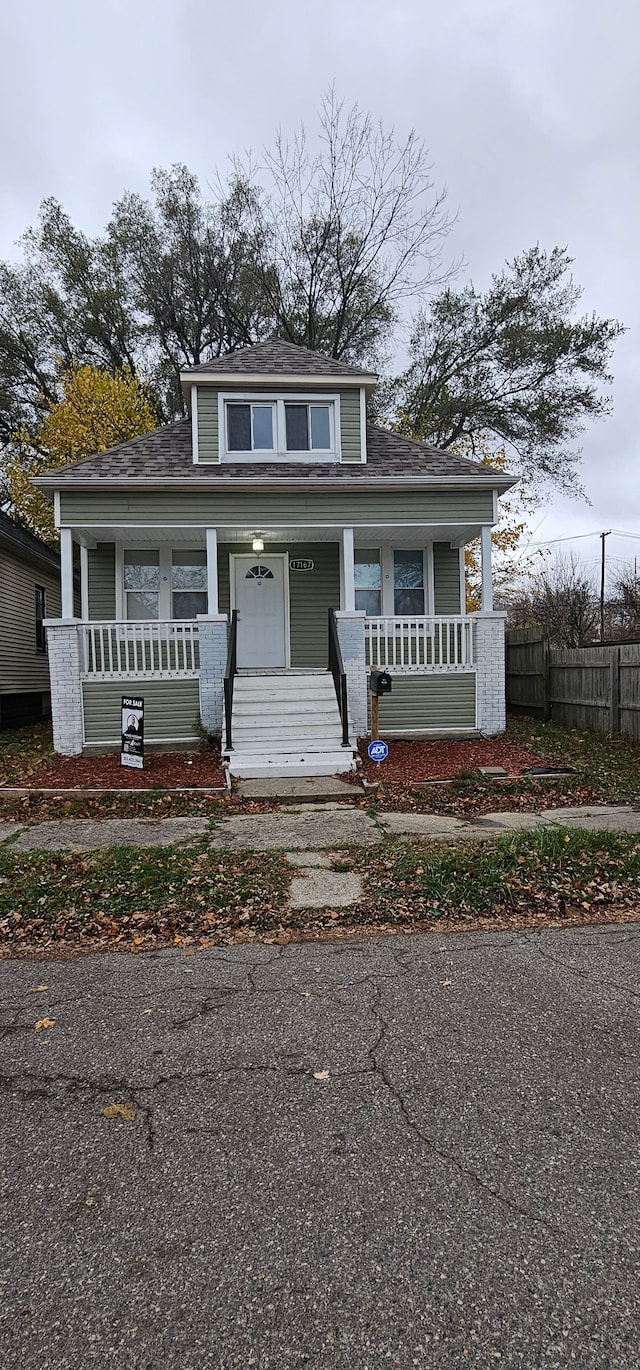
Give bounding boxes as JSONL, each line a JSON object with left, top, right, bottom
{"left": 226, "top": 750, "right": 356, "bottom": 779}
{"left": 231, "top": 735, "right": 346, "bottom": 754}
{"left": 233, "top": 695, "right": 339, "bottom": 715}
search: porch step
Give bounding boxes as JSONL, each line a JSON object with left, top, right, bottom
{"left": 226, "top": 670, "right": 357, "bottom": 779}
{"left": 225, "top": 750, "right": 355, "bottom": 779}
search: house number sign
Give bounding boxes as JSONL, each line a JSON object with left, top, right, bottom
{"left": 289, "top": 558, "right": 314, "bottom": 571}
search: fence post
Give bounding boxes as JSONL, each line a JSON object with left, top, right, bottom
{"left": 610, "top": 645, "right": 621, "bottom": 735}
{"left": 542, "top": 636, "right": 551, "bottom": 721}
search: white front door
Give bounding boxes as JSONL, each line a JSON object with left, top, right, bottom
{"left": 232, "top": 555, "right": 289, "bottom": 668}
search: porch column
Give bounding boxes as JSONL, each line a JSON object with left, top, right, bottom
{"left": 79, "top": 544, "right": 89, "bottom": 620}
{"left": 44, "top": 621, "right": 84, "bottom": 755}
{"left": 197, "top": 613, "right": 228, "bottom": 736}
{"left": 480, "top": 525, "right": 493, "bottom": 612}
{"left": 342, "top": 527, "right": 355, "bottom": 611}
{"left": 60, "top": 527, "right": 75, "bottom": 619}
{"left": 334, "top": 611, "right": 367, "bottom": 739}
{"left": 205, "top": 527, "right": 219, "bottom": 615}
{"left": 472, "top": 611, "right": 507, "bottom": 736}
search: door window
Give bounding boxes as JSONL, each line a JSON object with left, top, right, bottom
{"left": 393, "top": 550, "right": 425, "bottom": 615}
{"left": 172, "top": 550, "right": 207, "bottom": 619}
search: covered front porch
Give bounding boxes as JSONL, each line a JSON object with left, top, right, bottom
{"left": 45, "top": 521, "right": 505, "bottom": 758}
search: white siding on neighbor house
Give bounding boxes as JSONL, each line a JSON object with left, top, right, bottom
{"left": 0, "top": 548, "right": 61, "bottom": 695}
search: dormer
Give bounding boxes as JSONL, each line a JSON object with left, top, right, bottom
{"left": 180, "top": 339, "right": 378, "bottom": 466}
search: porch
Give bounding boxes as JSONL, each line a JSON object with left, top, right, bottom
{"left": 44, "top": 522, "right": 505, "bottom": 760}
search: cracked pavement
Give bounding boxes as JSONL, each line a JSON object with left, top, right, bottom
{"left": 1, "top": 925, "right": 639, "bottom": 1367}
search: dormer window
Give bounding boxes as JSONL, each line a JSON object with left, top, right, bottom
{"left": 220, "top": 393, "right": 340, "bottom": 462}
{"left": 227, "top": 403, "right": 275, "bottom": 452}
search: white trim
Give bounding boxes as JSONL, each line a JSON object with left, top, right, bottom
{"left": 53, "top": 490, "right": 61, "bottom": 530}
{"left": 458, "top": 546, "right": 466, "bottom": 614}
{"left": 59, "top": 520, "right": 493, "bottom": 532}
{"left": 60, "top": 528, "right": 74, "bottom": 618}
{"left": 218, "top": 391, "right": 342, "bottom": 463}
{"left": 342, "top": 528, "right": 355, "bottom": 611}
{"left": 205, "top": 528, "right": 218, "bottom": 615}
{"left": 359, "top": 387, "right": 367, "bottom": 463}
{"left": 480, "top": 525, "right": 493, "bottom": 612}
{"left": 191, "top": 385, "right": 199, "bottom": 465}
{"left": 43, "top": 476, "right": 516, "bottom": 491}
{"left": 426, "top": 544, "right": 435, "bottom": 615}
{"left": 492, "top": 487, "right": 499, "bottom": 522}
{"left": 181, "top": 371, "right": 377, "bottom": 387}
{"left": 80, "top": 544, "right": 89, "bottom": 621}
{"left": 229, "top": 551, "right": 291, "bottom": 668}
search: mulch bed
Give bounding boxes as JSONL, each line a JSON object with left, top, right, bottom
{"left": 4, "top": 749, "right": 226, "bottom": 791}
{"left": 351, "top": 736, "right": 553, "bottom": 786}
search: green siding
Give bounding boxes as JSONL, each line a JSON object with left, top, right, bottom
{"left": 195, "top": 385, "right": 361, "bottom": 464}
{"left": 61, "top": 487, "right": 494, "bottom": 527}
{"left": 218, "top": 543, "right": 340, "bottom": 668}
{"left": 339, "top": 389, "right": 361, "bottom": 462}
{"left": 88, "top": 544, "right": 116, "bottom": 619}
{"left": 433, "top": 543, "right": 462, "bottom": 614}
{"left": 82, "top": 679, "right": 200, "bottom": 746}
{"left": 0, "top": 549, "right": 61, "bottom": 695}
{"left": 372, "top": 674, "right": 477, "bottom": 734}
{"left": 197, "top": 388, "right": 218, "bottom": 462}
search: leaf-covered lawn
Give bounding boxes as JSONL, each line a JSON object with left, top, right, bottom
{"left": 2, "top": 827, "right": 640, "bottom": 955}
{"left": 0, "top": 723, "right": 55, "bottom": 786}
{"left": 0, "top": 841, "right": 289, "bottom": 951}
{"left": 508, "top": 717, "right": 640, "bottom": 804}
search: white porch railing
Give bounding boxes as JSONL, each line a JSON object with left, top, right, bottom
{"left": 80, "top": 621, "right": 200, "bottom": 680}
{"left": 364, "top": 616, "right": 475, "bottom": 672}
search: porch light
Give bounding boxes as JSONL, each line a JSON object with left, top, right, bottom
{"left": 252, "top": 537, "right": 265, "bottom": 553}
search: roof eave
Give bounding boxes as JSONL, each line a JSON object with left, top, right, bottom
{"left": 34, "top": 474, "right": 518, "bottom": 493}
{"left": 180, "top": 371, "right": 378, "bottom": 403}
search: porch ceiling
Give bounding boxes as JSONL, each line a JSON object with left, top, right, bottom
{"left": 68, "top": 523, "right": 485, "bottom": 548}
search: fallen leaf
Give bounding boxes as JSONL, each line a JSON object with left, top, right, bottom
{"left": 103, "top": 1102, "right": 136, "bottom": 1121}
{"left": 29, "top": 985, "right": 49, "bottom": 992}
{"left": 440, "top": 979, "right": 453, "bottom": 987}
{"left": 313, "top": 1070, "right": 330, "bottom": 1081}
{"left": 35, "top": 1017, "right": 55, "bottom": 1030}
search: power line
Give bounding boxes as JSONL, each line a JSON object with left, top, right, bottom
{"left": 523, "top": 528, "right": 640, "bottom": 549}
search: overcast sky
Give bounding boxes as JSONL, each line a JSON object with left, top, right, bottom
{"left": 1, "top": 0, "right": 638, "bottom": 585}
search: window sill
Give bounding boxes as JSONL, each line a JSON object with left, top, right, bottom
{"left": 220, "top": 450, "right": 339, "bottom": 464}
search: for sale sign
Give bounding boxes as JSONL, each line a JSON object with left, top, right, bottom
{"left": 121, "top": 696, "right": 144, "bottom": 769}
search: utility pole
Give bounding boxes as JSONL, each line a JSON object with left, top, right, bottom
{"left": 600, "top": 530, "right": 611, "bottom": 641}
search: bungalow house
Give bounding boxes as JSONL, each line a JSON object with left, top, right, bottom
{"left": 35, "top": 340, "right": 515, "bottom": 777}
{"left": 0, "top": 510, "right": 65, "bottom": 730}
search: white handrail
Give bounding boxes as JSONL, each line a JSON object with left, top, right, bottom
{"left": 364, "top": 616, "right": 475, "bottom": 671}
{"left": 79, "top": 621, "right": 200, "bottom": 680}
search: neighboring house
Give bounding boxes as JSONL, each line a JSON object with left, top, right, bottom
{"left": 35, "top": 340, "right": 516, "bottom": 777}
{"left": 0, "top": 510, "right": 62, "bottom": 729}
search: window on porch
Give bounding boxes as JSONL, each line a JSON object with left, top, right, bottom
{"left": 122, "top": 548, "right": 208, "bottom": 619}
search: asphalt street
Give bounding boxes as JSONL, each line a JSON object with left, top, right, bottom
{"left": 1, "top": 925, "right": 638, "bottom": 1368}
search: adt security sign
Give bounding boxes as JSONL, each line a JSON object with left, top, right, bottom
{"left": 367, "top": 739, "right": 389, "bottom": 764}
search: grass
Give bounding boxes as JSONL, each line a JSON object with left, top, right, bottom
{"left": 0, "top": 840, "right": 290, "bottom": 949}
{"left": 2, "top": 826, "right": 640, "bottom": 953}
{"left": 358, "top": 827, "right": 640, "bottom": 924}
{"left": 508, "top": 716, "right": 640, "bottom": 804}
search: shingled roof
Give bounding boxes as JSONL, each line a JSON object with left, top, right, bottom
{"left": 181, "top": 339, "right": 377, "bottom": 381}
{"left": 36, "top": 420, "right": 515, "bottom": 488}
{"left": 0, "top": 509, "right": 62, "bottom": 572}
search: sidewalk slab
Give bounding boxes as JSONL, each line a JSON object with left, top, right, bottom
{"left": 0, "top": 823, "right": 25, "bottom": 844}
{"left": 289, "top": 868, "right": 364, "bottom": 908}
{"left": 210, "top": 810, "right": 380, "bottom": 850}
{"left": 285, "top": 852, "right": 334, "bottom": 868}
{"left": 541, "top": 806, "right": 640, "bottom": 833}
{"left": 235, "top": 777, "right": 356, "bottom": 802}
{"left": 12, "top": 818, "right": 210, "bottom": 852}
{"left": 476, "top": 811, "right": 553, "bottom": 831}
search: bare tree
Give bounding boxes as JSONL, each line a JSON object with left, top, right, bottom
{"left": 608, "top": 568, "right": 640, "bottom": 640}
{"left": 508, "top": 553, "right": 599, "bottom": 647}
{"left": 239, "top": 88, "right": 455, "bottom": 365}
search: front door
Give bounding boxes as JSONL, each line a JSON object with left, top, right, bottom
{"left": 232, "top": 555, "right": 289, "bottom": 668}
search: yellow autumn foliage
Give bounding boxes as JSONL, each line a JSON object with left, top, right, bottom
{"left": 7, "top": 365, "right": 157, "bottom": 543}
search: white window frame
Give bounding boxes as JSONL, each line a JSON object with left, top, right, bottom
{"left": 116, "top": 546, "right": 207, "bottom": 620}
{"left": 350, "top": 544, "right": 431, "bottom": 616}
{"left": 218, "top": 391, "right": 342, "bottom": 463}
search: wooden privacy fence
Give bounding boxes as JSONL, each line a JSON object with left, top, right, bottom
{"left": 506, "top": 629, "right": 640, "bottom": 741}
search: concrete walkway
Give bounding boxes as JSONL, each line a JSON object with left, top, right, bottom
{"left": 2, "top": 805, "right": 640, "bottom": 857}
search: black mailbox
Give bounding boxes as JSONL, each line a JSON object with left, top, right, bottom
{"left": 370, "top": 670, "right": 392, "bottom": 696}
